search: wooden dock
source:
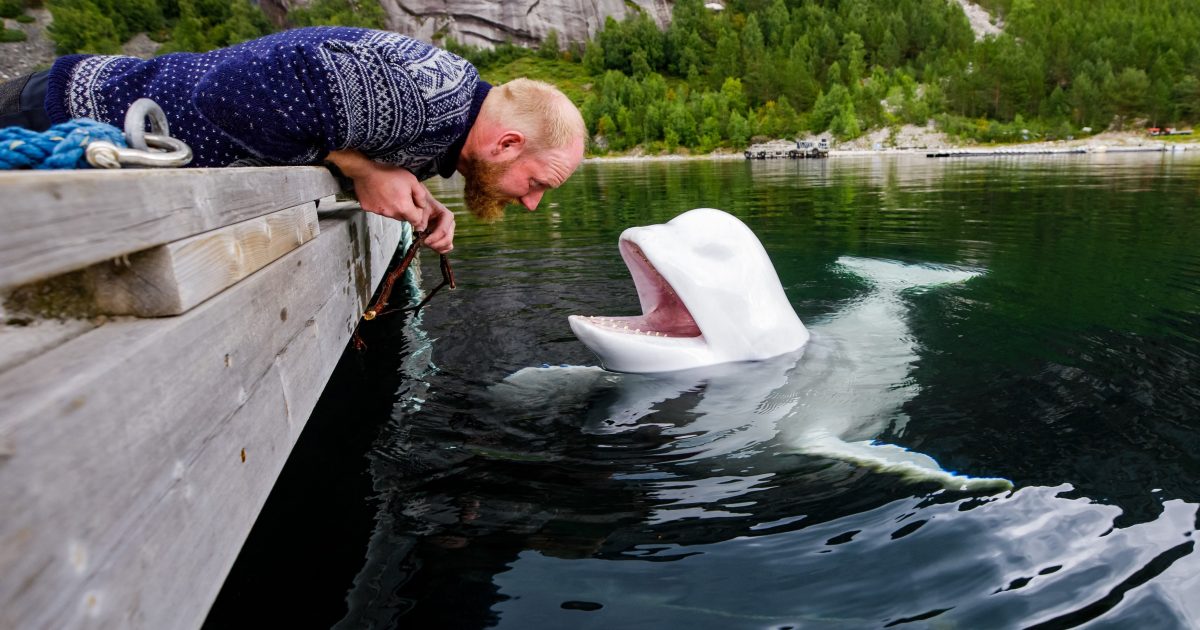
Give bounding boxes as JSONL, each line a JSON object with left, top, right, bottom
{"left": 925, "top": 145, "right": 1182, "bottom": 158}
{"left": 926, "top": 147, "right": 1089, "bottom": 158}
{"left": 0, "top": 167, "right": 407, "bottom": 630}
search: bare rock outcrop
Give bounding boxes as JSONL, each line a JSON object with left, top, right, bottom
{"left": 378, "top": 0, "right": 672, "bottom": 47}
{"left": 953, "top": 0, "right": 1002, "bottom": 40}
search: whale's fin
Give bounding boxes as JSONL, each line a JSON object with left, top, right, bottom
{"left": 801, "top": 430, "right": 1012, "bottom": 492}
{"left": 836, "top": 256, "right": 981, "bottom": 293}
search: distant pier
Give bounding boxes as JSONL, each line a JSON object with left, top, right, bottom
{"left": 927, "top": 146, "right": 1181, "bottom": 158}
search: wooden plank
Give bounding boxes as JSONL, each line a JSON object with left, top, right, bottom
{"left": 0, "top": 316, "right": 99, "bottom": 374}
{"left": 88, "top": 202, "right": 320, "bottom": 316}
{"left": 0, "top": 167, "right": 340, "bottom": 291}
{"left": 0, "top": 208, "right": 406, "bottom": 630}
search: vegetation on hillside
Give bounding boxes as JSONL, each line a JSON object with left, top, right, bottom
{"left": 42, "top": 0, "right": 389, "bottom": 55}
{"left": 551, "top": 0, "right": 1200, "bottom": 152}
{"left": 44, "top": 0, "right": 272, "bottom": 54}
{"left": 287, "top": 0, "right": 384, "bottom": 30}
{"left": 1, "top": 0, "right": 35, "bottom": 41}
{"left": 38, "top": 0, "right": 1200, "bottom": 153}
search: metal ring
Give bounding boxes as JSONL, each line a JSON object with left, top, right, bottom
{"left": 85, "top": 133, "right": 193, "bottom": 169}
{"left": 124, "top": 98, "right": 171, "bottom": 152}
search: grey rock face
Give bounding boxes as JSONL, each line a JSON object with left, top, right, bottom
{"left": 378, "top": 0, "right": 673, "bottom": 48}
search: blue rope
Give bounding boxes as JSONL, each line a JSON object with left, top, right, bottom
{"left": 0, "top": 119, "right": 127, "bottom": 170}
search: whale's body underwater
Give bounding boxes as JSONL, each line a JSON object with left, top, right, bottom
{"left": 498, "top": 209, "right": 1010, "bottom": 491}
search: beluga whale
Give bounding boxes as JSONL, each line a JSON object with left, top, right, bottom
{"left": 568, "top": 208, "right": 810, "bottom": 372}
{"left": 501, "top": 209, "right": 1011, "bottom": 492}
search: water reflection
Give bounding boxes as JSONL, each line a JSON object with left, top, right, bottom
{"left": 208, "top": 153, "right": 1200, "bottom": 629}
{"left": 492, "top": 488, "right": 1198, "bottom": 629}
{"left": 359, "top": 154, "right": 1200, "bottom": 629}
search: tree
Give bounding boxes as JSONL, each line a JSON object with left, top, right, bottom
{"left": 1069, "top": 71, "right": 1109, "bottom": 128}
{"left": 809, "top": 83, "right": 855, "bottom": 134}
{"left": 877, "top": 28, "right": 901, "bottom": 68}
{"left": 47, "top": 0, "right": 121, "bottom": 53}
{"left": 582, "top": 41, "right": 605, "bottom": 75}
{"left": 697, "top": 115, "right": 721, "bottom": 152}
{"left": 830, "top": 96, "right": 861, "bottom": 139}
{"left": 712, "top": 26, "right": 741, "bottom": 91}
{"left": 630, "top": 49, "right": 652, "bottom": 77}
{"left": 1107, "top": 67, "right": 1150, "bottom": 129}
{"left": 1041, "top": 85, "right": 1070, "bottom": 121}
{"left": 1171, "top": 75, "right": 1200, "bottom": 122}
{"left": 840, "top": 32, "right": 866, "bottom": 87}
{"left": 720, "top": 77, "right": 747, "bottom": 113}
{"left": 728, "top": 110, "right": 752, "bottom": 146}
{"left": 540, "top": 29, "right": 559, "bottom": 59}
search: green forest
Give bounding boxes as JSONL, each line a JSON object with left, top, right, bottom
{"left": 15, "top": 0, "right": 1200, "bottom": 153}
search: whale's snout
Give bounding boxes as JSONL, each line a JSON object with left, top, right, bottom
{"left": 568, "top": 208, "right": 809, "bottom": 374}
{"left": 568, "top": 314, "right": 710, "bottom": 373}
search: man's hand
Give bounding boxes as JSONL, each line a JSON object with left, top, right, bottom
{"left": 423, "top": 196, "right": 455, "bottom": 253}
{"left": 326, "top": 149, "right": 454, "bottom": 253}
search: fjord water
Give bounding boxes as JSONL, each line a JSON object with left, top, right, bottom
{"left": 208, "top": 154, "right": 1200, "bottom": 629}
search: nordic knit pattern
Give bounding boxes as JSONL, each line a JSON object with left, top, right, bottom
{"left": 45, "top": 27, "right": 487, "bottom": 176}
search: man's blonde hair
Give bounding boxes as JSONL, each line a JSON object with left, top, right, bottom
{"left": 487, "top": 78, "right": 586, "bottom": 150}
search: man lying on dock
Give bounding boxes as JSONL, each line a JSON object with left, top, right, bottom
{"left": 0, "top": 27, "right": 587, "bottom": 254}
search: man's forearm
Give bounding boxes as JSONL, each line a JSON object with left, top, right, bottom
{"left": 326, "top": 149, "right": 375, "bottom": 180}
{"left": 324, "top": 149, "right": 455, "bottom": 252}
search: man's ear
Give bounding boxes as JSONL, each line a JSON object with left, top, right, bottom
{"left": 495, "top": 131, "right": 526, "bottom": 158}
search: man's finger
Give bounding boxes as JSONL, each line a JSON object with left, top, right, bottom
{"left": 425, "top": 236, "right": 452, "bottom": 254}
{"left": 395, "top": 198, "right": 427, "bottom": 231}
{"left": 424, "top": 215, "right": 453, "bottom": 252}
{"left": 412, "top": 184, "right": 430, "bottom": 209}
{"left": 416, "top": 204, "right": 435, "bottom": 233}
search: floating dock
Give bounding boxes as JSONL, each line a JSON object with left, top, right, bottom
{"left": 926, "top": 147, "right": 1089, "bottom": 158}
{"left": 926, "top": 145, "right": 1182, "bottom": 158}
{"left": 0, "top": 167, "right": 406, "bottom": 630}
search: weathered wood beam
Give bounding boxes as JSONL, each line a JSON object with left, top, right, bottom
{"left": 0, "top": 317, "right": 97, "bottom": 374}
{"left": 0, "top": 167, "right": 340, "bottom": 291}
{"left": 0, "top": 209, "right": 405, "bottom": 630}
{"left": 87, "top": 202, "right": 320, "bottom": 317}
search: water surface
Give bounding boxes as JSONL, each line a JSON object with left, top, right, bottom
{"left": 207, "top": 153, "right": 1200, "bottom": 629}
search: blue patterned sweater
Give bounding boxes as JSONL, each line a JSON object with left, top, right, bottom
{"left": 46, "top": 27, "right": 490, "bottom": 176}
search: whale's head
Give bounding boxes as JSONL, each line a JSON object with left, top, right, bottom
{"left": 568, "top": 208, "right": 810, "bottom": 373}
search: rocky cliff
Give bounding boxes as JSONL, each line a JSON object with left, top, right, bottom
{"left": 0, "top": 0, "right": 675, "bottom": 82}
{"left": 377, "top": 0, "right": 673, "bottom": 48}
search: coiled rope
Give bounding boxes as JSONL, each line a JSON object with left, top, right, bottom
{"left": 0, "top": 119, "right": 126, "bottom": 170}
{"left": 1, "top": 99, "right": 192, "bottom": 170}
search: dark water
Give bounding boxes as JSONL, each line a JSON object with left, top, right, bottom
{"left": 206, "top": 154, "right": 1200, "bottom": 629}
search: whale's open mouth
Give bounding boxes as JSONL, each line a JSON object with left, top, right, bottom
{"left": 568, "top": 208, "right": 812, "bottom": 374}
{"left": 574, "top": 240, "right": 702, "bottom": 338}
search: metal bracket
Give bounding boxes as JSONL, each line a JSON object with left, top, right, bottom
{"left": 86, "top": 98, "right": 193, "bottom": 169}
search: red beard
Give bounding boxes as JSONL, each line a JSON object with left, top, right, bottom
{"left": 461, "top": 155, "right": 519, "bottom": 221}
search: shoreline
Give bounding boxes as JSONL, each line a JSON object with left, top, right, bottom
{"left": 585, "top": 133, "right": 1200, "bottom": 163}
